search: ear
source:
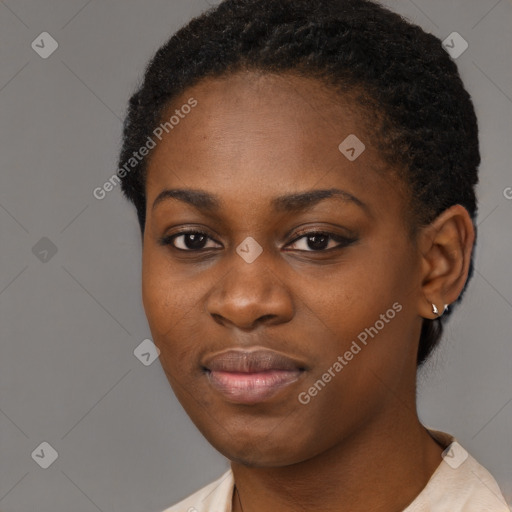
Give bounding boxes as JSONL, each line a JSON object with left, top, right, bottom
{"left": 416, "top": 204, "right": 475, "bottom": 320}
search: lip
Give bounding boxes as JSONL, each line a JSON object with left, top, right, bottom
{"left": 202, "top": 349, "right": 306, "bottom": 404}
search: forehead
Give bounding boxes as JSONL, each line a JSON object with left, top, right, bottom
{"left": 144, "top": 71, "right": 406, "bottom": 220}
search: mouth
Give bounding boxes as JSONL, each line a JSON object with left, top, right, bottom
{"left": 202, "top": 348, "right": 306, "bottom": 404}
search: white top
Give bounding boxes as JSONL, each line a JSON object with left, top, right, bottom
{"left": 162, "top": 429, "right": 510, "bottom": 512}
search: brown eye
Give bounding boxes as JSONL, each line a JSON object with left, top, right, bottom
{"left": 159, "top": 231, "right": 221, "bottom": 251}
{"left": 287, "top": 231, "right": 356, "bottom": 252}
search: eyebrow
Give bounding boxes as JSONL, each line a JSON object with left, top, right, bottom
{"left": 152, "top": 187, "right": 369, "bottom": 214}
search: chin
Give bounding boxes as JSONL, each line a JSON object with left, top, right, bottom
{"left": 219, "top": 442, "right": 304, "bottom": 468}
{"left": 168, "top": 375, "right": 331, "bottom": 466}
{"left": 196, "top": 419, "right": 318, "bottom": 468}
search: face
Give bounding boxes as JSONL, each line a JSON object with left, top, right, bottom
{"left": 142, "top": 71, "right": 425, "bottom": 467}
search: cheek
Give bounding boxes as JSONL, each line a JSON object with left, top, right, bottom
{"left": 141, "top": 247, "right": 194, "bottom": 337}
{"left": 300, "top": 238, "right": 417, "bottom": 380}
{"left": 305, "top": 254, "right": 403, "bottom": 337}
{"left": 141, "top": 248, "right": 210, "bottom": 378}
{"left": 141, "top": 264, "right": 172, "bottom": 338}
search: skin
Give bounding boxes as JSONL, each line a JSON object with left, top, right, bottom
{"left": 141, "top": 71, "right": 475, "bottom": 512}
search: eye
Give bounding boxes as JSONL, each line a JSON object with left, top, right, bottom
{"left": 286, "top": 230, "right": 356, "bottom": 252}
{"left": 159, "top": 229, "right": 356, "bottom": 253}
{"left": 159, "top": 230, "right": 221, "bottom": 251}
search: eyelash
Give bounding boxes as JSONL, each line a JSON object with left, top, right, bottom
{"left": 158, "top": 228, "right": 356, "bottom": 253}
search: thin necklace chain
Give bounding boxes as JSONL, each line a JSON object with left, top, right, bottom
{"left": 235, "top": 485, "right": 244, "bottom": 511}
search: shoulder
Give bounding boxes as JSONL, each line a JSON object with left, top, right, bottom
{"left": 161, "top": 469, "right": 234, "bottom": 512}
{"left": 405, "top": 428, "right": 510, "bottom": 512}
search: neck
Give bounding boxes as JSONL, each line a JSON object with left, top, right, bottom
{"left": 231, "top": 406, "right": 444, "bottom": 512}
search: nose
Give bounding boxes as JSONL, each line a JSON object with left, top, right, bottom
{"left": 205, "top": 253, "right": 295, "bottom": 331}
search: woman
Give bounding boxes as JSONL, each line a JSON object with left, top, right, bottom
{"left": 117, "top": 0, "right": 509, "bottom": 510}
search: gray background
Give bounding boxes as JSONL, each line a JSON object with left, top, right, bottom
{"left": 0, "top": 0, "right": 510, "bottom": 510}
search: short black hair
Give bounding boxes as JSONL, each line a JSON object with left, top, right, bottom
{"left": 118, "top": 0, "right": 480, "bottom": 367}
